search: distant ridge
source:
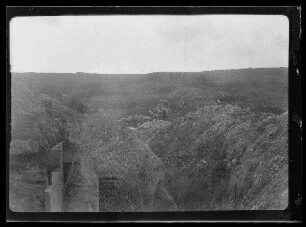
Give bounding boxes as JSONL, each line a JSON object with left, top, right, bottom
{"left": 11, "top": 67, "right": 288, "bottom": 76}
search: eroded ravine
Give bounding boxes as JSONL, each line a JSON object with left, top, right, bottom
{"left": 63, "top": 126, "right": 178, "bottom": 212}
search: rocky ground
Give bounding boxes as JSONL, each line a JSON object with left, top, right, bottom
{"left": 9, "top": 68, "right": 288, "bottom": 212}
{"left": 64, "top": 111, "right": 178, "bottom": 212}
{"left": 135, "top": 104, "right": 288, "bottom": 210}
{"left": 63, "top": 98, "right": 288, "bottom": 212}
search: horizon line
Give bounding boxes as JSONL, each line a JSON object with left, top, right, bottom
{"left": 10, "top": 66, "right": 288, "bottom": 75}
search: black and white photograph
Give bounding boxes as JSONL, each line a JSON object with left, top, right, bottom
{"left": 6, "top": 6, "right": 302, "bottom": 221}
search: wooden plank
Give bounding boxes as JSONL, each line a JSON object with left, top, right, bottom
{"left": 44, "top": 169, "right": 63, "bottom": 212}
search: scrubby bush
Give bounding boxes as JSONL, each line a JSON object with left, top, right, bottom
{"left": 65, "top": 96, "right": 88, "bottom": 113}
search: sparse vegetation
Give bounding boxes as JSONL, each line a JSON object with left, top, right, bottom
{"left": 9, "top": 68, "right": 288, "bottom": 211}
{"left": 65, "top": 96, "right": 88, "bottom": 114}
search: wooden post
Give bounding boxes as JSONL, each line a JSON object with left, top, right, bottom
{"left": 44, "top": 169, "right": 63, "bottom": 212}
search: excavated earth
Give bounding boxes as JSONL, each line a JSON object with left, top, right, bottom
{"left": 136, "top": 104, "right": 288, "bottom": 210}
{"left": 63, "top": 114, "right": 178, "bottom": 212}
{"left": 9, "top": 69, "right": 289, "bottom": 212}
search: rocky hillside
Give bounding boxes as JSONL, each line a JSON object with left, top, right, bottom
{"left": 64, "top": 112, "right": 177, "bottom": 212}
{"left": 9, "top": 76, "right": 81, "bottom": 212}
{"left": 9, "top": 67, "right": 288, "bottom": 211}
{"left": 135, "top": 104, "right": 288, "bottom": 210}
{"left": 10, "top": 76, "right": 82, "bottom": 155}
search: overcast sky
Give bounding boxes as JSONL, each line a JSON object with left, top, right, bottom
{"left": 10, "top": 15, "right": 289, "bottom": 74}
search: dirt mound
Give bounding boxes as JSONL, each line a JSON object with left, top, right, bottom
{"left": 137, "top": 120, "right": 172, "bottom": 142}
{"left": 144, "top": 104, "right": 288, "bottom": 210}
{"left": 92, "top": 135, "right": 176, "bottom": 211}
{"left": 65, "top": 111, "right": 177, "bottom": 212}
{"left": 9, "top": 77, "right": 81, "bottom": 212}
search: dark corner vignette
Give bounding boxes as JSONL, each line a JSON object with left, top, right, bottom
{"left": 5, "top": 6, "right": 302, "bottom": 222}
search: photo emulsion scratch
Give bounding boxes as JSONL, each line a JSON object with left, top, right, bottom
{"left": 9, "top": 15, "right": 289, "bottom": 212}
